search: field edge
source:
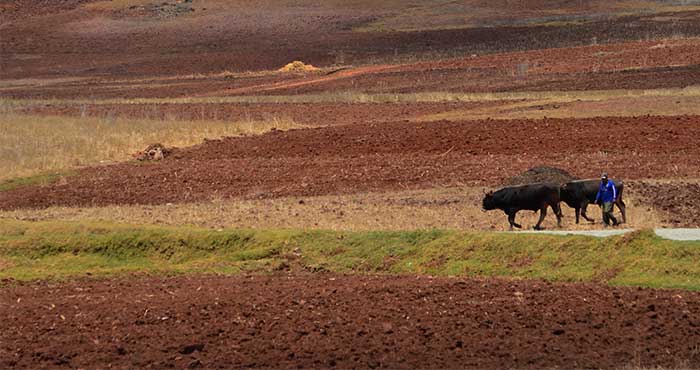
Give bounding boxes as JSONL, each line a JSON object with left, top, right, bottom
{"left": 1, "top": 219, "right": 698, "bottom": 290}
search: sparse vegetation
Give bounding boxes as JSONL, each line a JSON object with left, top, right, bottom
{"left": 0, "top": 186, "right": 663, "bottom": 231}
{"left": 0, "top": 113, "right": 306, "bottom": 180}
{"left": 0, "top": 171, "right": 74, "bottom": 192}
{"left": 4, "top": 86, "right": 700, "bottom": 106}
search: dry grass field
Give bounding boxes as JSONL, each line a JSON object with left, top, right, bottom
{"left": 3, "top": 85, "right": 699, "bottom": 183}
{"left": 0, "top": 113, "right": 306, "bottom": 180}
{"left": 0, "top": 186, "right": 664, "bottom": 231}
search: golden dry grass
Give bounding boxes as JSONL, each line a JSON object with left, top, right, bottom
{"left": 78, "top": 67, "right": 331, "bottom": 87}
{"left": 5, "top": 85, "right": 700, "bottom": 106}
{"left": 0, "top": 113, "right": 307, "bottom": 180}
{"left": 0, "top": 77, "right": 89, "bottom": 89}
{"left": 416, "top": 94, "right": 700, "bottom": 122}
{"left": 0, "top": 186, "right": 665, "bottom": 232}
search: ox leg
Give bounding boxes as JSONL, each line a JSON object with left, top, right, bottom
{"left": 552, "top": 203, "right": 562, "bottom": 228}
{"left": 534, "top": 207, "right": 547, "bottom": 230}
{"left": 580, "top": 202, "right": 595, "bottom": 223}
{"left": 616, "top": 199, "right": 627, "bottom": 224}
{"left": 575, "top": 207, "right": 581, "bottom": 224}
{"left": 508, "top": 211, "right": 522, "bottom": 230}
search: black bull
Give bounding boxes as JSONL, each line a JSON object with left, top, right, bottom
{"left": 560, "top": 179, "right": 627, "bottom": 224}
{"left": 482, "top": 183, "right": 563, "bottom": 230}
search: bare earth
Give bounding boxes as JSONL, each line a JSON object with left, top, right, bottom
{"left": 1, "top": 274, "right": 699, "bottom": 369}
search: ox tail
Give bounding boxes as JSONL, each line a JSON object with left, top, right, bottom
{"left": 617, "top": 181, "right": 624, "bottom": 201}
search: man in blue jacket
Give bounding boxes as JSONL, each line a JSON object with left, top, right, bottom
{"left": 595, "top": 173, "right": 619, "bottom": 227}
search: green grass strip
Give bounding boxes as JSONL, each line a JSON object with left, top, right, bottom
{"left": 0, "top": 171, "right": 74, "bottom": 192}
{"left": 0, "top": 219, "right": 699, "bottom": 290}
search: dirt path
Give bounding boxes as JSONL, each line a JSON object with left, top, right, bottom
{"left": 655, "top": 228, "right": 700, "bottom": 241}
{"left": 203, "top": 65, "right": 400, "bottom": 96}
{"left": 520, "top": 228, "right": 700, "bottom": 240}
{"left": 1, "top": 274, "right": 698, "bottom": 369}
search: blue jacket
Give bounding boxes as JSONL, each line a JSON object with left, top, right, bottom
{"left": 595, "top": 180, "right": 617, "bottom": 203}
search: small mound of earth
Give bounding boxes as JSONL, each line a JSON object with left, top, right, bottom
{"left": 504, "top": 166, "right": 577, "bottom": 186}
{"left": 278, "top": 61, "right": 319, "bottom": 73}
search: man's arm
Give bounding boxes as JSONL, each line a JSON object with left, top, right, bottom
{"left": 595, "top": 186, "right": 602, "bottom": 204}
{"left": 611, "top": 182, "right": 617, "bottom": 200}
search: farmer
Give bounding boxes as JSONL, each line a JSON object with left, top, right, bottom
{"left": 595, "top": 173, "right": 619, "bottom": 227}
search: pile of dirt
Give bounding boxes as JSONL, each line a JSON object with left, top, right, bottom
{"left": 279, "top": 61, "right": 319, "bottom": 73}
{"left": 1, "top": 274, "right": 699, "bottom": 369}
{"left": 133, "top": 144, "right": 172, "bottom": 161}
{"left": 503, "top": 166, "right": 577, "bottom": 186}
{"left": 631, "top": 181, "right": 700, "bottom": 227}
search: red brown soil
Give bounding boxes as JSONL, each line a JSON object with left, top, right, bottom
{"left": 631, "top": 181, "right": 700, "bottom": 227}
{"left": 255, "top": 64, "right": 700, "bottom": 97}
{"left": 3, "top": 0, "right": 700, "bottom": 97}
{"left": 2, "top": 115, "right": 700, "bottom": 211}
{"left": 0, "top": 0, "right": 99, "bottom": 22}
{"left": 1, "top": 274, "right": 699, "bottom": 369}
{"left": 213, "top": 39, "right": 700, "bottom": 96}
{"left": 19, "top": 101, "right": 500, "bottom": 126}
{"left": 4, "top": 38, "right": 700, "bottom": 99}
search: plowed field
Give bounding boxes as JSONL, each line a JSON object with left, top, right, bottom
{"left": 2, "top": 115, "right": 699, "bottom": 211}
{"left": 3, "top": 1, "right": 700, "bottom": 99}
{"left": 632, "top": 181, "right": 700, "bottom": 227}
{"left": 1, "top": 274, "right": 698, "bottom": 369}
{"left": 4, "top": 38, "right": 700, "bottom": 99}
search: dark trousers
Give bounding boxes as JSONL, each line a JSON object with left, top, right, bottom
{"left": 601, "top": 202, "right": 618, "bottom": 226}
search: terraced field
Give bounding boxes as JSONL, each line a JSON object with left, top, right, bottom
{"left": 2, "top": 1, "right": 700, "bottom": 369}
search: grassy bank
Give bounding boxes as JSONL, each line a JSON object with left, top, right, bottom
{"left": 1, "top": 220, "right": 698, "bottom": 289}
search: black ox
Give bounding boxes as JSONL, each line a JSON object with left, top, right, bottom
{"left": 482, "top": 183, "right": 563, "bottom": 230}
{"left": 560, "top": 179, "right": 627, "bottom": 224}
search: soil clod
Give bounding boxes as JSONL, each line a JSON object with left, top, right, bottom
{"left": 180, "top": 343, "right": 205, "bottom": 355}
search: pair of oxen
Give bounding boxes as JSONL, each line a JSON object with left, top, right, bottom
{"left": 482, "top": 179, "right": 627, "bottom": 230}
